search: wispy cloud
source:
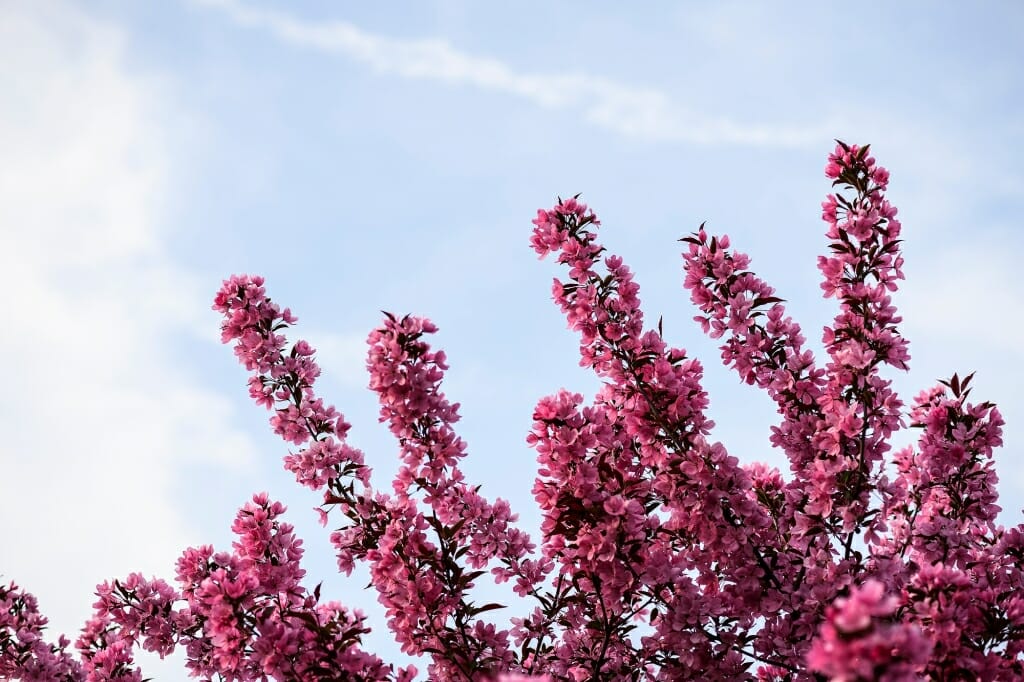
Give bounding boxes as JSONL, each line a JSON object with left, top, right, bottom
{"left": 194, "top": 0, "right": 826, "bottom": 147}
{"left": 0, "top": 0, "right": 255, "bottom": 656}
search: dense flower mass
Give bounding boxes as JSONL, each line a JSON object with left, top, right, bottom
{"left": 806, "top": 580, "right": 932, "bottom": 681}
{"left": 3, "top": 142, "right": 1023, "bottom": 680}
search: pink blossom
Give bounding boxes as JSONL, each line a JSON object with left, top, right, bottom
{"left": 5, "top": 142, "right": 1024, "bottom": 680}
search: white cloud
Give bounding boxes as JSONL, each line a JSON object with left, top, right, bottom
{"left": 901, "top": 242, "right": 1024, "bottom": 355}
{"left": 0, "top": 0, "right": 255, "bottom": 659}
{"left": 897, "top": 239, "right": 1024, "bottom": 513}
{"left": 302, "top": 329, "right": 372, "bottom": 390}
{"left": 192, "top": 0, "right": 826, "bottom": 147}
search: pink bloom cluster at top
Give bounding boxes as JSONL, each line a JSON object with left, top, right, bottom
{"left": 215, "top": 280, "right": 544, "bottom": 679}
{"left": 4, "top": 143, "right": 1024, "bottom": 680}
{"left": 367, "top": 313, "right": 532, "bottom": 572}
{"left": 213, "top": 274, "right": 370, "bottom": 491}
{"left": 529, "top": 196, "right": 780, "bottom": 678}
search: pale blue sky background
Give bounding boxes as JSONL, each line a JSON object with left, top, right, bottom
{"left": 2, "top": 1, "right": 1023, "bottom": 678}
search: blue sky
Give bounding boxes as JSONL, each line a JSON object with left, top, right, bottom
{"left": 2, "top": 1, "right": 1023, "bottom": 677}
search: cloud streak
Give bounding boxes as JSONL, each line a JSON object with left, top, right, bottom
{"left": 194, "top": 0, "right": 826, "bottom": 147}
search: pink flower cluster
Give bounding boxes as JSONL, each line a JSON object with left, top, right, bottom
{"left": 4, "top": 493, "right": 413, "bottom": 681}
{"left": 215, "top": 282, "right": 537, "bottom": 679}
{"left": 4, "top": 143, "right": 1024, "bottom": 680}
{"left": 1, "top": 583, "right": 81, "bottom": 680}
{"left": 214, "top": 274, "right": 370, "bottom": 491}
{"left": 806, "top": 580, "right": 931, "bottom": 681}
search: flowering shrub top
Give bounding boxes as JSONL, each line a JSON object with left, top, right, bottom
{"left": 3, "top": 142, "right": 1023, "bottom": 680}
